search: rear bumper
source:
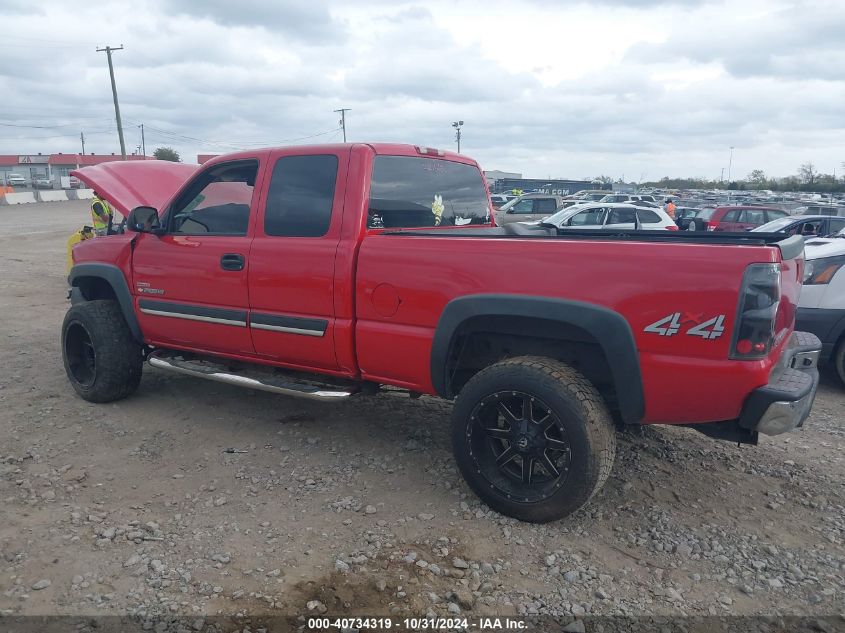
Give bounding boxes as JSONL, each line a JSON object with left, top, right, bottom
{"left": 738, "top": 331, "right": 821, "bottom": 436}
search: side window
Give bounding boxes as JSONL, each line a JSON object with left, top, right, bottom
{"left": 264, "top": 155, "right": 338, "bottom": 237}
{"left": 743, "top": 209, "right": 766, "bottom": 225}
{"left": 721, "top": 210, "right": 740, "bottom": 223}
{"left": 607, "top": 207, "right": 637, "bottom": 224}
{"left": 534, "top": 198, "right": 557, "bottom": 214}
{"left": 510, "top": 199, "right": 535, "bottom": 214}
{"left": 827, "top": 219, "right": 845, "bottom": 235}
{"left": 169, "top": 161, "right": 257, "bottom": 236}
{"left": 637, "top": 208, "right": 661, "bottom": 224}
{"left": 765, "top": 210, "right": 787, "bottom": 221}
{"left": 569, "top": 207, "right": 606, "bottom": 226}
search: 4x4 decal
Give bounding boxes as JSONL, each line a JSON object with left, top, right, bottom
{"left": 644, "top": 313, "right": 726, "bottom": 339}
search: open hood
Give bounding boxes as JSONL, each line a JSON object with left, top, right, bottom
{"left": 71, "top": 160, "right": 198, "bottom": 218}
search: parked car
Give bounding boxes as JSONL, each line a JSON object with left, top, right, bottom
{"left": 538, "top": 203, "right": 678, "bottom": 231}
{"left": 569, "top": 190, "right": 611, "bottom": 202}
{"left": 33, "top": 177, "right": 53, "bottom": 189}
{"left": 674, "top": 206, "right": 705, "bottom": 230}
{"left": 703, "top": 206, "right": 789, "bottom": 232}
{"left": 752, "top": 215, "right": 845, "bottom": 238}
{"left": 800, "top": 204, "right": 845, "bottom": 217}
{"left": 489, "top": 194, "right": 510, "bottom": 210}
{"left": 796, "top": 230, "right": 845, "bottom": 385}
{"left": 68, "top": 176, "right": 83, "bottom": 189}
{"left": 65, "top": 144, "right": 819, "bottom": 523}
{"left": 7, "top": 173, "right": 26, "bottom": 187}
{"left": 597, "top": 193, "right": 658, "bottom": 208}
{"left": 495, "top": 193, "right": 566, "bottom": 225}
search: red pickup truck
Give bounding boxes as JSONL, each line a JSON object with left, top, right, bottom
{"left": 65, "top": 143, "right": 821, "bottom": 523}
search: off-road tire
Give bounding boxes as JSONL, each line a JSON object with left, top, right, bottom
{"left": 834, "top": 337, "right": 845, "bottom": 387}
{"left": 61, "top": 300, "right": 143, "bottom": 403}
{"left": 451, "top": 356, "right": 616, "bottom": 523}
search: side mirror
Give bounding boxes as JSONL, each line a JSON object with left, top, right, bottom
{"left": 127, "top": 206, "right": 162, "bottom": 234}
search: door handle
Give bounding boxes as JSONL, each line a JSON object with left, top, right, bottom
{"left": 220, "top": 253, "right": 245, "bottom": 271}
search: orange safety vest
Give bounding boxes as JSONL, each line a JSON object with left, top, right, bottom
{"left": 666, "top": 202, "right": 677, "bottom": 219}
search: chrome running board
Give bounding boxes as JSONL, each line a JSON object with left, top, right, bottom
{"left": 148, "top": 352, "right": 356, "bottom": 401}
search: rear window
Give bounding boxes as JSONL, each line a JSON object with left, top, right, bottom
{"left": 369, "top": 156, "right": 491, "bottom": 228}
{"left": 637, "top": 208, "right": 661, "bottom": 223}
{"left": 696, "top": 208, "right": 715, "bottom": 220}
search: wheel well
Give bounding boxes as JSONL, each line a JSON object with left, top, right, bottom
{"left": 74, "top": 276, "right": 118, "bottom": 302}
{"left": 445, "top": 315, "right": 622, "bottom": 420}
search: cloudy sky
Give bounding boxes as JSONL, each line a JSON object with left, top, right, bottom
{"left": 0, "top": 0, "right": 842, "bottom": 182}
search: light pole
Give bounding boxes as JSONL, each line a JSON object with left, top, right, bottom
{"left": 452, "top": 120, "right": 464, "bottom": 153}
{"left": 728, "top": 146, "right": 734, "bottom": 183}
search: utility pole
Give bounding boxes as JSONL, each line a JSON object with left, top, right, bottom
{"left": 80, "top": 131, "right": 86, "bottom": 156}
{"left": 452, "top": 120, "right": 464, "bottom": 153}
{"left": 138, "top": 123, "right": 146, "bottom": 156}
{"left": 334, "top": 108, "right": 350, "bottom": 142}
{"left": 97, "top": 45, "right": 126, "bottom": 159}
{"left": 728, "top": 146, "right": 734, "bottom": 183}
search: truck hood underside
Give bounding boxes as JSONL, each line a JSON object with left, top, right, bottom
{"left": 71, "top": 160, "right": 198, "bottom": 217}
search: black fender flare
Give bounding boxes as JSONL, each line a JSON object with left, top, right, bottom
{"left": 430, "top": 294, "right": 645, "bottom": 423}
{"left": 68, "top": 263, "right": 143, "bottom": 343}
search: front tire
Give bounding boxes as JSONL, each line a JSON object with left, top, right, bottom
{"left": 61, "top": 300, "right": 143, "bottom": 403}
{"left": 834, "top": 338, "right": 845, "bottom": 387}
{"left": 688, "top": 220, "right": 699, "bottom": 231}
{"left": 451, "top": 356, "right": 616, "bottom": 523}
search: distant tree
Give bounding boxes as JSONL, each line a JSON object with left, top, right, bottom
{"left": 747, "top": 169, "right": 767, "bottom": 185}
{"left": 798, "top": 162, "right": 817, "bottom": 186}
{"left": 594, "top": 175, "right": 614, "bottom": 184}
{"left": 153, "top": 147, "right": 181, "bottom": 162}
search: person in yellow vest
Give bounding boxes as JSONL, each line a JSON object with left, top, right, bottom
{"left": 91, "top": 192, "right": 113, "bottom": 237}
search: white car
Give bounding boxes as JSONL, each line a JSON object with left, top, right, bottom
{"left": 796, "top": 230, "right": 845, "bottom": 385}
{"left": 535, "top": 202, "right": 678, "bottom": 231}
{"left": 7, "top": 174, "right": 26, "bottom": 187}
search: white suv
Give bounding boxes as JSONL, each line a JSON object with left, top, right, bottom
{"left": 796, "top": 231, "right": 845, "bottom": 385}
{"left": 536, "top": 203, "right": 678, "bottom": 231}
{"left": 7, "top": 174, "right": 26, "bottom": 187}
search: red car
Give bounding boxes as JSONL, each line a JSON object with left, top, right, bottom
{"left": 65, "top": 144, "right": 820, "bottom": 523}
{"left": 696, "top": 205, "right": 789, "bottom": 232}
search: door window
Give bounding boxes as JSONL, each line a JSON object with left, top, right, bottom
{"left": 569, "top": 207, "right": 607, "bottom": 226}
{"left": 827, "top": 218, "right": 845, "bottom": 234}
{"left": 509, "top": 199, "right": 536, "bottom": 214}
{"left": 741, "top": 209, "right": 766, "bottom": 225}
{"left": 534, "top": 198, "right": 557, "bottom": 214}
{"left": 765, "top": 209, "right": 787, "bottom": 221}
{"left": 169, "top": 161, "right": 257, "bottom": 236}
{"left": 606, "top": 207, "right": 637, "bottom": 224}
{"left": 721, "top": 210, "right": 740, "bottom": 223}
{"left": 264, "top": 155, "right": 338, "bottom": 237}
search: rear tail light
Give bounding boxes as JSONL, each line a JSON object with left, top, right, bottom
{"left": 730, "top": 263, "right": 781, "bottom": 360}
{"left": 706, "top": 222, "right": 716, "bottom": 231}
{"left": 666, "top": 225, "right": 679, "bottom": 231}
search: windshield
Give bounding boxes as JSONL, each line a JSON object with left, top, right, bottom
{"left": 543, "top": 205, "right": 588, "bottom": 225}
{"left": 369, "top": 156, "right": 491, "bottom": 228}
{"left": 752, "top": 217, "right": 797, "bottom": 232}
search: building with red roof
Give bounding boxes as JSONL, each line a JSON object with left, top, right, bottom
{"left": 0, "top": 153, "right": 153, "bottom": 186}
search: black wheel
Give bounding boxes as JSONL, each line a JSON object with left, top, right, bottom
{"left": 834, "top": 338, "right": 845, "bottom": 387}
{"left": 451, "top": 356, "right": 616, "bottom": 523}
{"left": 688, "top": 220, "right": 699, "bottom": 231}
{"left": 61, "top": 300, "right": 143, "bottom": 403}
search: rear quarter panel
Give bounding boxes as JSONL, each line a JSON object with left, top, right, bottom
{"left": 355, "top": 235, "right": 792, "bottom": 424}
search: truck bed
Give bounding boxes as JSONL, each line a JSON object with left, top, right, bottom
{"left": 386, "top": 226, "right": 804, "bottom": 258}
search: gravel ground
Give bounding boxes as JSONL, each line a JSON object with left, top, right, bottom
{"left": 1, "top": 201, "right": 843, "bottom": 628}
